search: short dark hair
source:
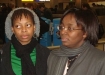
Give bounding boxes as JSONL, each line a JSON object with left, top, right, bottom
{"left": 60, "top": 8, "right": 99, "bottom": 46}
{"left": 11, "top": 9, "right": 35, "bottom": 26}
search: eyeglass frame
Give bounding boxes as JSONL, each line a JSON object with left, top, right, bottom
{"left": 57, "top": 25, "right": 82, "bottom": 32}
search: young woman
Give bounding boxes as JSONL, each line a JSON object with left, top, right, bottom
{"left": 1, "top": 7, "right": 50, "bottom": 75}
{"left": 47, "top": 8, "right": 105, "bottom": 75}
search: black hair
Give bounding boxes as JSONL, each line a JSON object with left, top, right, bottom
{"left": 60, "top": 8, "right": 99, "bottom": 46}
{"left": 11, "top": 8, "right": 35, "bottom": 26}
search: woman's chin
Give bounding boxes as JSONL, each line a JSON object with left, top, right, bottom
{"left": 62, "top": 42, "right": 68, "bottom": 46}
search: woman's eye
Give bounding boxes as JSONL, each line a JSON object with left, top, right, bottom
{"left": 68, "top": 27, "right": 72, "bottom": 30}
{"left": 27, "top": 24, "right": 31, "bottom": 27}
{"left": 16, "top": 25, "right": 21, "bottom": 28}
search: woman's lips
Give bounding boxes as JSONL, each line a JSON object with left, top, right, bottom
{"left": 21, "top": 35, "right": 29, "bottom": 39}
{"left": 61, "top": 38, "right": 68, "bottom": 42}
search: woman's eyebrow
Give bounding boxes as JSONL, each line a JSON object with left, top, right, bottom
{"left": 67, "top": 23, "right": 73, "bottom": 26}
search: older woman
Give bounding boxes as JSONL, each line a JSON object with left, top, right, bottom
{"left": 47, "top": 8, "right": 105, "bottom": 75}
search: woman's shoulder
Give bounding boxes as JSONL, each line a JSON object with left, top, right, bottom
{"left": 91, "top": 46, "right": 105, "bottom": 57}
{"left": 1, "top": 42, "right": 11, "bottom": 57}
{"left": 88, "top": 46, "right": 105, "bottom": 62}
{"left": 2, "top": 42, "right": 11, "bottom": 51}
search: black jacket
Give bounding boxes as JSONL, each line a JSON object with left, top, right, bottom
{"left": 0, "top": 41, "right": 50, "bottom": 75}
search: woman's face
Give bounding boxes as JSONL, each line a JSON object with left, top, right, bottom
{"left": 60, "top": 14, "right": 87, "bottom": 48}
{"left": 12, "top": 14, "right": 35, "bottom": 45}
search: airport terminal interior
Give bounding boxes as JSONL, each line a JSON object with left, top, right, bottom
{"left": 0, "top": 0, "right": 105, "bottom": 50}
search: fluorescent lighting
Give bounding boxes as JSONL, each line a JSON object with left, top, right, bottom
{"left": 22, "top": 0, "right": 33, "bottom": 1}
{"left": 39, "top": 0, "right": 50, "bottom": 1}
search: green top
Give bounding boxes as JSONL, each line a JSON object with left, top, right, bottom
{"left": 11, "top": 44, "right": 36, "bottom": 75}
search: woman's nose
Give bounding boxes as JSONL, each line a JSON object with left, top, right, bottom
{"left": 22, "top": 26, "right": 27, "bottom": 32}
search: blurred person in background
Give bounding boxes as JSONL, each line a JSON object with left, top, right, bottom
{"left": 81, "top": 3, "right": 91, "bottom": 10}
{"left": 0, "top": 3, "right": 8, "bottom": 44}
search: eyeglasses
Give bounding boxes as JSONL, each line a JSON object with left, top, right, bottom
{"left": 57, "top": 25, "right": 82, "bottom": 32}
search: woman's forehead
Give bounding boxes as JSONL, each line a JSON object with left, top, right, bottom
{"left": 62, "top": 14, "right": 76, "bottom": 23}
{"left": 13, "top": 14, "right": 32, "bottom": 21}
{"left": 62, "top": 14, "right": 82, "bottom": 27}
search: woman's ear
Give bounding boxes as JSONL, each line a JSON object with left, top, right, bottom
{"left": 11, "top": 27, "right": 14, "bottom": 33}
{"left": 83, "top": 32, "right": 87, "bottom": 39}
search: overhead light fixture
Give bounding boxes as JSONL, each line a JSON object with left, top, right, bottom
{"left": 22, "top": 0, "right": 34, "bottom": 1}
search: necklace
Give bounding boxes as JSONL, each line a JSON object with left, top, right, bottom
{"left": 68, "top": 53, "right": 81, "bottom": 62}
{"left": 63, "top": 54, "right": 81, "bottom": 75}
{"left": 67, "top": 53, "right": 81, "bottom": 68}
